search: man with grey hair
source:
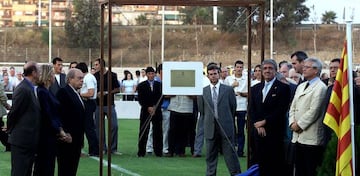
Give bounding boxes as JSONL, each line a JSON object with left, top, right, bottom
{"left": 249, "top": 59, "right": 291, "bottom": 175}
{"left": 289, "top": 58, "right": 327, "bottom": 176}
{"left": 279, "top": 62, "right": 292, "bottom": 78}
{"left": 56, "top": 68, "right": 86, "bottom": 176}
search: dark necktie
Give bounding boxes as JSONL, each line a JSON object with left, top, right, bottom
{"left": 304, "top": 82, "right": 310, "bottom": 90}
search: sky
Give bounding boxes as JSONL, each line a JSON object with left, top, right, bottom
{"left": 304, "top": 0, "right": 360, "bottom": 24}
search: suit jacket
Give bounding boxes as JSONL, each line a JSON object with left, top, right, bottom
{"left": 56, "top": 85, "right": 85, "bottom": 146}
{"left": 137, "top": 80, "right": 162, "bottom": 118}
{"left": 198, "top": 83, "right": 237, "bottom": 139}
{"left": 0, "top": 81, "right": 8, "bottom": 117}
{"left": 289, "top": 78, "right": 327, "bottom": 146}
{"left": 249, "top": 79, "right": 291, "bottom": 176}
{"left": 250, "top": 79, "right": 291, "bottom": 140}
{"left": 37, "top": 86, "right": 62, "bottom": 136}
{"left": 7, "top": 78, "right": 41, "bottom": 149}
{"left": 49, "top": 73, "right": 66, "bottom": 96}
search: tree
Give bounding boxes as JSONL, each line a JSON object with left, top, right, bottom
{"left": 64, "top": 0, "right": 101, "bottom": 48}
{"left": 322, "top": 11, "right": 337, "bottom": 24}
{"left": 217, "top": 1, "right": 309, "bottom": 45}
{"left": 266, "top": 0, "right": 310, "bottom": 45}
{"left": 181, "top": 7, "right": 213, "bottom": 25}
{"left": 135, "top": 14, "right": 149, "bottom": 25}
{"left": 218, "top": 7, "right": 247, "bottom": 33}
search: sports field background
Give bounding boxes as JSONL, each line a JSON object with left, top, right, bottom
{"left": 0, "top": 119, "right": 248, "bottom": 175}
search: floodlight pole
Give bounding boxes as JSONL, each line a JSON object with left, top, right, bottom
{"left": 48, "top": 0, "right": 52, "bottom": 62}
{"left": 270, "top": 0, "right": 273, "bottom": 59}
{"left": 161, "top": 6, "right": 165, "bottom": 63}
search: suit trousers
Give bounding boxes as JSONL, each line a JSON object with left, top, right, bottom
{"left": 57, "top": 142, "right": 82, "bottom": 176}
{"left": 138, "top": 112, "right": 163, "bottom": 157}
{"left": 295, "top": 143, "right": 324, "bottom": 176}
{"left": 193, "top": 113, "right": 204, "bottom": 156}
{"left": 84, "top": 100, "right": 99, "bottom": 155}
{"left": 10, "top": 145, "right": 36, "bottom": 176}
{"left": 206, "top": 122, "right": 241, "bottom": 176}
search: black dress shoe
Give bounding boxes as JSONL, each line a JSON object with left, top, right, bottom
{"left": 89, "top": 153, "right": 99, "bottom": 157}
{"left": 192, "top": 154, "right": 201, "bottom": 158}
{"left": 178, "top": 154, "right": 186, "bottom": 157}
{"left": 163, "top": 153, "right": 173, "bottom": 157}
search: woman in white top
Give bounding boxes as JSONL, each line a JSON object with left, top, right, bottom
{"left": 121, "top": 72, "right": 137, "bottom": 101}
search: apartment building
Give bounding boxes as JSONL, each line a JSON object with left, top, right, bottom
{"left": 0, "top": 0, "right": 70, "bottom": 27}
{"left": 0, "top": 1, "right": 183, "bottom": 27}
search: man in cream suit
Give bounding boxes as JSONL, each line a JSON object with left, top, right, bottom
{"left": 198, "top": 63, "right": 241, "bottom": 176}
{"left": 289, "top": 58, "right": 327, "bottom": 176}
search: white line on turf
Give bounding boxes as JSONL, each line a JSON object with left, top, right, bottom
{"left": 90, "top": 156, "right": 141, "bottom": 176}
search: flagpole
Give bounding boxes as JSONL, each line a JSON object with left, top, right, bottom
{"left": 346, "top": 20, "right": 356, "bottom": 176}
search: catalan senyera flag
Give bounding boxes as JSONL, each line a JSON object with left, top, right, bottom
{"left": 323, "top": 41, "right": 353, "bottom": 176}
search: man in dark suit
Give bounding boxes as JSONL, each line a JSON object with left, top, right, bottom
{"left": 137, "top": 66, "right": 163, "bottom": 157}
{"left": 7, "top": 61, "right": 41, "bottom": 176}
{"left": 56, "top": 68, "right": 86, "bottom": 176}
{"left": 249, "top": 59, "right": 291, "bottom": 176}
{"left": 198, "top": 64, "right": 241, "bottom": 176}
{"left": 49, "top": 57, "right": 66, "bottom": 96}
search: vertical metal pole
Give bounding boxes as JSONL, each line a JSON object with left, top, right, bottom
{"left": 246, "top": 6, "right": 252, "bottom": 169}
{"left": 346, "top": 21, "right": 356, "bottom": 176}
{"left": 38, "top": 0, "right": 41, "bottom": 26}
{"left": 270, "top": 0, "right": 273, "bottom": 59}
{"left": 107, "top": 2, "right": 113, "bottom": 176}
{"left": 99, "top": 4, "right": 105, "bottom": 176}
{"left": 260, "top": 3, "right": 265, "bottom": 63}
{"left": 161, "top": 6, "right": 165, "bottom": 63}
{"left": 49, "top": 0, "right": 52, "bottom": 62}
{"left": 213, "top": 6, "right": 218, "bottom": 30}
{"left": 88, "top": 48, "right": 91, "bottom": 68}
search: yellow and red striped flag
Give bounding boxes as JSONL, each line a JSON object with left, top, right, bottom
{"left": 323, "top": 41, "right": 353, "bottom": 176}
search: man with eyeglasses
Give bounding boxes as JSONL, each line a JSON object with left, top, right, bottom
{"left": 322, "top": 58, "right": 341, "bottom": 147}
{"left": 289, "top": 58, "right": 327, "bottom": 176}
{"left": 324, "top": 58, "right": 340, "bottom": 86}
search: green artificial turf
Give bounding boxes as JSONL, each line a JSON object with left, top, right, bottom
{"left": 0, "top": 119, "right": 248, "bottom": 175}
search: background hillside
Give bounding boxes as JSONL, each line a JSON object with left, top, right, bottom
{"left": 0, "top": 24, "right": 359, "bottom": 68}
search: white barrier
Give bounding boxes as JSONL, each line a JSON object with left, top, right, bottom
{"left": 115, "top": 100, "right": 141, "bottom": 119}
{"left": 6, "top": 98, "right": 141, "bottom": 120}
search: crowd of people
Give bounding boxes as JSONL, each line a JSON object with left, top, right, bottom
{"left": 1, "top": 51, "right": 360, "bottom": 176}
